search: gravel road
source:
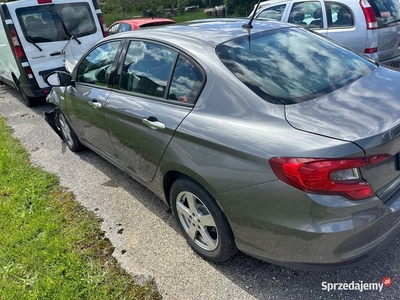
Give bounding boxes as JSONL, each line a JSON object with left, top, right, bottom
{"left": 1, "top": 84, "right": 399, "bottom": 300}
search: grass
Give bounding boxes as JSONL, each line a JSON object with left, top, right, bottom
{"left": 0, "top": 116, "right": 161, "bottom": 299}
{"left": 172, "top": 10, "right": 209, "bottom": 23}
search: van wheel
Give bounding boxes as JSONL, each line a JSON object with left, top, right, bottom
{"left": 170, "top": 178, "right": 237, "bottom": 262}
{"left": 58, "top": 113, "right": 84, "bottom": 152}
{"left": 18, "top": 85, "right": 35, "bottom": 107}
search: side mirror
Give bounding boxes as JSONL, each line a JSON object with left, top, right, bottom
{"left": 44, "top": 71, "right": 73, "bottom": 87}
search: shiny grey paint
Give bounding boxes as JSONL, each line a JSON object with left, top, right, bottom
{"left": 46, "top": 19, "right": 400, "bottom": 270}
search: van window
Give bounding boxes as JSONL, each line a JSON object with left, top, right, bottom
{"left": 368, "top": 0, "right": 400, "bottom": 27}
{"left": 17, "top": 3, "right": 97, "bottom": 43}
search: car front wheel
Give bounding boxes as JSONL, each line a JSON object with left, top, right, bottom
{"left": 58, "top": 113, "right": 83, "bottom": 152}
{"left": 170, "top": 177, "right": 237, "bottom": 262}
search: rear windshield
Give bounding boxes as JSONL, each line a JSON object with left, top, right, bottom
{"left": 216, "top": 28, "right": 375, "bottom": 105}
{"left": 16, "top": 3, "right": 97, "bottom": 43}
{"left": 369, "top": 0, "right": 400, "bottom": 27}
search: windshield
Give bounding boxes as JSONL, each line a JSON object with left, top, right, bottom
{"left": 16, "top": 3, "right": 97, "bottom": 43}
{"left": 216, "top": 28, "right": 375, "bottom": 105}
{"left": 369, "top": 0, "right": 400, "bottom": 26}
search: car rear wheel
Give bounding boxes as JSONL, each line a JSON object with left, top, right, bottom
{"left": 170, "top": 177, "right": 237, "bottom": 262}
{"left": 58, "top": 113, "right": 83, "bottom": 152}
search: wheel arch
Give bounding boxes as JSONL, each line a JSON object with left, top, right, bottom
{"left": 162, "top": 169, "right": 227, "bottom": 217}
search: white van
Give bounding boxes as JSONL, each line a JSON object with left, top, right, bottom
{"left": 0, "top": 0, "right": 107, "bottom": 106}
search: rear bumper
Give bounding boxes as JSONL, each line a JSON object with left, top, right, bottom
{"left": 218, "top": 180, "right": 400, "bottom": 271}
{"left": 20, "top": 83, "right": 51, "bottom": 98}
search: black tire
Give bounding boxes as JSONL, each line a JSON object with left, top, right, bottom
{"left": 58, "top": 113, "right": 84, "bottom": 152}
{"left": 170, "top": 177, "right": 237, "bottom": 262}
{"left": 18, "top": 85, "right": 36, "bottom": 107}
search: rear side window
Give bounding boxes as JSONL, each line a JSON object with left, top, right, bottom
{"left": 168, "top": 56, "right": 204, "bottom": 104}
{"left": 120, "top": 41, "right": 177, "bottom": 99}
{"left": 216, "top": 28, "right": 375, "bottom": 105}
{"left": 326, "top": 2, "right": 354, "bottom": 27}
{"left": 17, "top": 3, "right": 97, "bottom": 43}
{"left": 368, "top": 0, "right": 400, "bottom": 27}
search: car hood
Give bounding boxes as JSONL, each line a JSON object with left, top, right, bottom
{"left": 284, "top": 66, "right": 400, "bottom": 153}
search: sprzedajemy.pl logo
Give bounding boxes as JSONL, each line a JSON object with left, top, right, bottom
{"left": 321, "top": 277, "right": 392, "bottom": 292}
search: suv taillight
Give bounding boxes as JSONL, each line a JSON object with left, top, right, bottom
{"left": 269, "top": 155, "right": 390, "bottom": 200}
{"left": 360, "top": 0, "right": 378, "bottom": 29}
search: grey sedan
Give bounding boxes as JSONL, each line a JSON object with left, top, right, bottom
{"left": 44, "top": 18, "right": 400, "bottom": 271}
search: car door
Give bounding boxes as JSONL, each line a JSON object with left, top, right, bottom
{"left": 325, "top": 2, "right": 366, "bottom": 54}
{"left": 65, "top": 40, "right": 123, "bottom": 159}
{"left": 104, "top": 40, "right": 204, "bottom": 182}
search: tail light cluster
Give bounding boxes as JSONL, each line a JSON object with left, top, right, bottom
{"left": 269, "top": 155, "right": 390, "bottom": 200}
{"left": 360, "top": 0, "right": 378, "bottom": 30}
{"left": 92, "top": 0, "right": 109, "bottom": 37}
{"left": 8, "top": 28, "right": 26, "bottom": 59}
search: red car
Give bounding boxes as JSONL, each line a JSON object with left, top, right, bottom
{"left": 107, "top": 18, "right": 175, "bottom": 35}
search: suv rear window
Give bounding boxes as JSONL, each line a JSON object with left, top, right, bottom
{"left": 369, "top": 0, "right": 400, "bottom": 27}
{"left": 17, "top": 3, "right": 96, "bottom": 43}
{"left": 216, "top": 28, "right": 375, "bottom": 104}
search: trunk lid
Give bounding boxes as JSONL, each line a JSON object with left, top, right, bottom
{"left": 285, "top": 66, "right": 400, "bottom": 198}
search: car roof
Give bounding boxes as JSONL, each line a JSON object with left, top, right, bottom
{"left": 112, "top": 18, "right": 175, "bottom": 28}
{"left": 110, "top": 18, "right": 293, "bottom": 46}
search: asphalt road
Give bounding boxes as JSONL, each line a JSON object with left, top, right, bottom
{"left": 1, "top": 84, "right": 399, "bottom": 300}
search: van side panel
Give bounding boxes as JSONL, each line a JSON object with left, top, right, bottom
{"left": 0, "top": 4, "right": 20, "bottom": 88}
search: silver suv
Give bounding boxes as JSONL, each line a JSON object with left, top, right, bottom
{"left": 254, "top": 0, "right": 400, "bottom": 67}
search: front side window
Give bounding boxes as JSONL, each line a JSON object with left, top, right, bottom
{"left": 216, "top": 28, "right": 375, "bottom": 105}
{"left": 108, "top": 23, "right": 120, "bottom": 35}
{"left": 256, "top": 4, "right": 286, "bottom": 21}
{"left": 119, "top": 23, "right": 132, "bottom": 32}
{"left": 77, "top": 41, "right": 121, "bottom": 86}
{"left": 121, "top": 41, "right": 176, "bottom": 98}
{"left": 17, "top": 3, "right": 96, "bottom": 43}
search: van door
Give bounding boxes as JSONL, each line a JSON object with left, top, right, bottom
{"left": 8, "top": 0, "right": 104, "bottom": 89}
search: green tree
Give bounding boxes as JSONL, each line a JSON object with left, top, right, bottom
{"left": 178, "top": 0, "right": 189, "bottom": 14}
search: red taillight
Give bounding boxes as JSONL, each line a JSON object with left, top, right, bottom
{"left": 269, "top": 155, "right": 390, "bottom": 200}
{"left": 364, "top": 47, "right": 378, "bottom": 53}
{"left": 98, "top": 16, "right": 109, "bottom": 37}
{"left": 37, "top": 0, "right": 52, "bottom": 4}
{"left": 9, "top": 29, "right": 25, "bottom": 59}
{"left": 360, "top": 0, "right": 378, "bottom": 29}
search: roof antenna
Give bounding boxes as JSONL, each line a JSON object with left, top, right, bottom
{"left": 243, "top": 0, "right": 262, "bottom": 29}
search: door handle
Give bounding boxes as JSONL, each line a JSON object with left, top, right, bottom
{"left": 142, "top": 118, "right": 166, "bottom": 130}
{"left": 89, "top": 100, "right": 102, "bottom": 109}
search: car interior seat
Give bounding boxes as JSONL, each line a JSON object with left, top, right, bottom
{"left": 289, "top": 10, "right": 307, "bottom": 26}
{"left": 334, "top": 8, "right": 353, "bottom": 26}
{"left": 309, "top": 8, "right": 323, "bottom": 28}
